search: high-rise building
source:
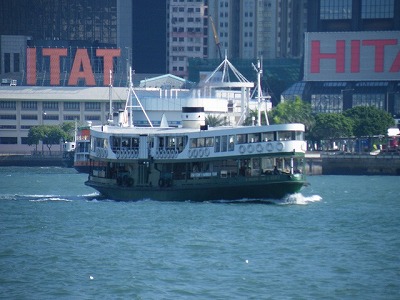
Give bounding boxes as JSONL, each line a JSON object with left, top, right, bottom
{"left": 168, "top": 0, "right": 307, "bottom": 78}
{"left": 207, "top": 0, "right": 307, "bottom": 60}
{"left": 166, "top": 0, "right": 209, "bottom": 78}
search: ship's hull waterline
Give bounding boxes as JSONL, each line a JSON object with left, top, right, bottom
{"left": 85, "top": 173, "right": 305, "bottom": 202}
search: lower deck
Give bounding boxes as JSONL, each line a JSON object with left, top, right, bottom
{"left": 86, "top": 154, "right": 306, "bottom": 201}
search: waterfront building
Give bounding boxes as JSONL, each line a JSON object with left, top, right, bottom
{"left": 0, "top": 86, "right": 192, "bottom": 152}
{"left": 282, "top": 0, "right": 400, "bottom": 127}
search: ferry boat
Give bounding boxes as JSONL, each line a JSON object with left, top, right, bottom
{"left": 84, "top": 63, "right": 307, "bottom": 201}
{"left": 85, "top": 120, "right": 307, "bottom": 201}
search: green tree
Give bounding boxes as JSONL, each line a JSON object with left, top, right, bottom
{"left": 27, "top": 125, "right": 70, "bottom": 154}
{"left": 42, "top": 126, "right": 67, "bottom": 153}
{"left": 343, "top": 106, "right": 395, "bottom": 137}
{"left": 27, "top": 125, "right": 45, "bottom": 152}
{"left": 60, "top": 122, "right": 76, "bottom": 142}
{"left": 243, "top": 109, "right": 269, "bottom": 126}
{"left": 205, "top": 114, "right": 227, "bottom": 127}
{"left": 269, "top": 97, "right": 315, "bottom": 131}
{"left": 311, "top": 113, "right": 353, "bottom": 141}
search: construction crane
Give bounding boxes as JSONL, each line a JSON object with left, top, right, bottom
{"left": 209, "top": 16, "right": 223, "bottom": 62}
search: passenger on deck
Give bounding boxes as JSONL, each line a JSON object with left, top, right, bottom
{"left": 273, "top": 166, "right": 280, "bottom": 175}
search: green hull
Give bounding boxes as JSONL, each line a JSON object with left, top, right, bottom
{"left": 85, "top": 174, "right": 306, "bottom": 202}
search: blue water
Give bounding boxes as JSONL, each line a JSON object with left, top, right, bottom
{"left": 0, "top": 167, "right": 399, "bottom": 299}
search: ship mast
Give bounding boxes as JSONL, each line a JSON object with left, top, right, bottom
{"left": 252, "top": 58, "right": 269, "bottom": 126}
{"left": 124, "top": 67, "right": 153, "bottom": 128}
{"left": 108, "top": 70, "right": 113, "bottom": 124}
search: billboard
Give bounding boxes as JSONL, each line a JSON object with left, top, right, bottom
{"left": 26, "top": 47, "right": 121, "bottom": 86}
{"left": 304, "top": 31, "right": 400, "bottom": 81}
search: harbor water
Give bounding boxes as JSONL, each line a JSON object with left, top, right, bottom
{"left": 0, "top": 167, "right": 399, "bottom": 299}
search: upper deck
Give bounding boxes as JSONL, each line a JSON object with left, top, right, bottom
{"left": 89, "top": 123, "right": 307, "bottom": 162}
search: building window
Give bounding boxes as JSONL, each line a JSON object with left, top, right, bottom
{"left": 21, "top": 125, "right": 33, "bottom": 130}
{"left": 21, "top": 101, "right": 38, "bottom": 110}
{"left": 0, "top": 125, "right": 16, "bottom": 129}
{"left": 4, "top": 53, "right": 10, "bottom": 73}
{"left": 362, "top": 0, "right": 394, "bottom": 19}
{"left": 0, "top": 114, "right": 17, "bottom": 120}
{"left": 21, "top": 137, "right": 30, "bottom": 144}
{"left": 64, "top": 115, "right": 80, "bottom": 121}
{"left": 0, "top": 101, "right": 16, "bottom": 110}
{"left": 320, "top": 0, "right": 352, "bottom": 20}
{"left": 64, "top": 102, "right": 80, "bottom": 111}
{"left": 352, "top": 94, "right": 384, "bottom": 110}
{"left": 13, "top": 53, "right": 20, "bottom": 72}
{"left": 311, "top": 94, "right": 343, "bottom": 113}
{"left": 0, "top": 137, "right": 17, "bottom": 144}
{"left": 43, "top": 114, "right": 59, "bottom": 120}
{"left": 43, "top": 101, "right": 59, "bottom": 111}
{"left": 394, "top": 95, "right": 400, "bottom": 116}
{"left": 21, "top": 114, "right": 38, "bottom": 120}
{"left": 85, "top": 102, "right": 101, "bottom": 111}
{"left": 85, "top": 115, "right": 101, "bottom": 121}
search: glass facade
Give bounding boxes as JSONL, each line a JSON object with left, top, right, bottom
{"left": 352, "top": 94, "right": 385, "bottom": 109}
{"left": 361, "top": 0, "right": 394, "bottom": 19}
{"left": 311, "top": 94, "right": 343, "bottom": 113}
{"left": 320, "top": 0, "right": 352, "bottom": 20}
{"left": 0, "top": 0, "right": 117, "bottom": 44}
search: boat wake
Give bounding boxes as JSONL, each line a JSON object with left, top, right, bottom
{"left": 1, "top": 193, "right": 101, "bottom": 202}
{"left": 209, "top": 193, "right": 322, "bottom": 205}
{"left": 277, "top": 193, "right": 322, "bottom": 205}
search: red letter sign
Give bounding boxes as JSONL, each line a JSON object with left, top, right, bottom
{"left": 96, "top": 49, "right": 121, "bottom": 86}
{"left": 362, "top": 39, "right": 397, "bottom": 72}
{"left": 68, "top": 49, "right": 95, "bottom": 86}
{"left": 311, "top": 40, "right": 345, "bottom": 73}
{"left": 27, "top": 48, "right": 37, "bottom": 85}
{"left": 42, "top": 48, "right": 68, "bottom": 85}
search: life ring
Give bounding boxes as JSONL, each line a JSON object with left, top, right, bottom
{"left": 204, "top": 148, "right": 210, "bottom": 157}
{"left": 239, "top": 145, "right": 246, "bottom": 154}
{"left": 192, "top": 149, "right": 198, "bottom": 157}
{"left": 256, "top": 143, "right": 263, "bottom": 153}
{"left": 266, "top": 143, "right": 273, "bottom": 152}
{"left": 277, "top": 142, "right": 284, "bottom": 151}
{"left": 199, "top": 148, "right": 204, "bottom": 157}
{"left": 247, "top": 144, "right": 255, "bottom": 153}
{"left": 188, "top": 149, "right": 192, "bottom": 158}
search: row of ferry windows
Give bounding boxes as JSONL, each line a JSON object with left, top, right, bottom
{"left": 92, "top": 131, "right": 303, "bottom": 151}
{"left": 190, "top": 131, "right": 304, "bottom": 149}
